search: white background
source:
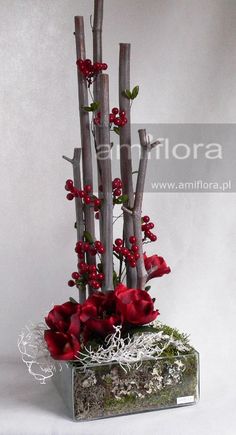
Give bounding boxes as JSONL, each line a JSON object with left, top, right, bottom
{"left": 0, "top": 0, "right": 236, "bottom": 434}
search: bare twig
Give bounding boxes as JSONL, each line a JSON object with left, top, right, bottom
{"left": 97, "top": 74, "right": 114, "bottom": 292}
{"left": 74, "top": 16, "right": 96, "bottom": 295}
{"left": 62, "top": 148, "right": 86, "bottom": 303}
{"left": 123, "top": 130, "right": 159, "bottom": 289}
{"left": 119, "top": 43, "right": 137, "bottom": 288}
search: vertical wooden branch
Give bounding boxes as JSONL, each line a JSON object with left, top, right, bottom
{"left": 124, "top": 130, "right": 159, "bottom": 289}
{"left": 93, "top": 0, "right": 103, "bottom": 103}
{"left": 74, "top": 16, "right": 96, "bottom": 294}
{"left": 119, "top": 43, "right": 137, "bottom": 288}
{"left": 97, "top": 74, "right": 114, "bottom": 292}
{"left": 93, "top": 0, "right": 103, "bottom": 238}
{"left": 63, "top": 148, "right": 86, "bottom": 303}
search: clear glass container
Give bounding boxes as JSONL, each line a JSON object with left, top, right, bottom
{"left": 53, "top": 350, "right": 200, "bottom": 421}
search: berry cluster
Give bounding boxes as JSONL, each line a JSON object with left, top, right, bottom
{"left": 142, "top": 216, "right": 157, "bottom": 242}
{"left": 68, "top": 264, "right": 105, "bottom": 290}
{"left": 113, "top": 236, "right": 140, "bottom": 268}
{"left": 75, "top": 240, "right": 105, "bottom": 259}
{"left": 76, "top": 59, "right": 108, "bottom": 86}
{"left": 94, "top": 108, "right": 128, "bottom": 127}
{"left": 112, "top": 177, "right": 123, "bottom": 198}
{"left": 95, "top": 178, "right": 123, "bottom": 220}
{"left": 65, "top": 179, "right": 101, "bottom": 208}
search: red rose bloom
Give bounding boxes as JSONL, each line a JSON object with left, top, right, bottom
{"left": 44, "top": 302, "right": 81, "bottom": 360}
{"left": 44, "top": 330, "right": 81, "bottom": 360}
{"left": 144, "top": 253, "right": 171, "bottom": 281}
{"left": 45, "top": 301, "right": 81, "bottom": 336}
{"left": 80, "top": 291, "right": 120, "bottom": 338}
{"left": 115, "top": 283, "right": 159, "bottom": 326}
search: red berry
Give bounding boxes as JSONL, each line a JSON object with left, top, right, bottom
{"left": 98, "top": 246, "right": 105, "bottom": 254}
{"left": 97, "top": 273, "right": 105, "bottom": 281}
{"left": 131, "top": 244, "right": 139, "bottom": 253}
{"left": 71, "top": 272, "right": 80, "bottom": 280}
{"left": 119, "top": 110, "right": 126, "bottom": 118}
{"left": 134, "top": 253, "right": 140, "bottom": 260}
{"left": 147, "top": 222, "right": 154, "bottom": 230}
{"left": 143, "top": 215, "right": 150, "bottom": 223}
{"left": 84, "top": 195, "right": 91, "bottom": 204}
{"left": 89, "top": 272, "right": 97, "bottom": 280}
{"left": 150, "top": 234, "right": 157, "bottom": 242}
{"left": 145, "top": 230, "right": 152, "bottom": 238}
{"left": 68, "top": 280, "right": 75, "bottom": 287}
{"left": 114, "top": 118, "right": 122, "bottom": 126}
{"left": 95, "top": 211, "right": 100, "bottom": 220}
{"left": 83, "top": 242, "right": 90, "bottom": 252}
{"left": 73, "top": 188, "right": 79, "bottom": 197}
{"left": 120, "top": 120, "right": 126, "bottom": 127}
{"left": 109, "top": 113, "right": 115, "bottom": 123}
{"left": 112, "top": 107, "right": 119, "bottom": 115}
{"left": 78, "top": 190, "right": 85, "bottom": 198}
{"left": 85, "top": 59, "right": 92, "bottom": 66}
{"left": 66, "top": 179, "right": 74, "bottom": 189}
{"left": 94, "top": 198, "right": 101, "bottom": 207}
{"left": 129, "top": 236, "right": 136, "bottom": 244}
{"left": 95, "top": 241, "right": 102, "bottom": 249}
{"left": 142, "top": 224, "right": 148, "bottom": 231}
{"left": 129, "top": 260, "right": 136, "bottom": 268}
{"left": 84, "top": 184, "right": 92, "bottom": 194}
{"left": 121, "top": 247, "right": 129, "bottom": 256}
{"left": 78, "top": 252, "right": 85, "bottom": 259}
{"left": 66, "top": 193, "right": 74, "bottom": 201}
{"left": 102, "top": 63, "right": 108, "bottom": 70}
{"left": 114, "top": 188, "right": 121, "bottom": 197}
{"left": 90, "top": 280, "right": 100, "bottom": 289}
{"left": 89, "top": 246, "right": 97, "bottom": 256}
{"left": 115, "top": 238, "right": 123, "bottom": 247}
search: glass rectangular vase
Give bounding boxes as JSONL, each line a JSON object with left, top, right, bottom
{"left": 53, "top": 350, "right": 199, "bottom": 421}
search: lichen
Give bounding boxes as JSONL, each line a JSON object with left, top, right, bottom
{"left": 73, "top": 349, "right": 199, "bottom": 420}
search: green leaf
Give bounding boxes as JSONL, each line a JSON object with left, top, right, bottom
{"left": 115, "top": 194, "right": 129, "bottom": 204}
{"left": 83, "top": 230, "right": 94, "bottom": 244}
{"left": 145, "top": 285, "right": 151, "bottom": 292}
{"left": 113, "top": 127, "right": 120, "bottom": 135}
{"left": 90, "top": 101, "right": 100, "bottom": 111}
{"left": 131, "top": 85, "right": 139, "bottom": 100}
{"left": 121, "top": 89, "right": 132, "bottom": 100}
{"left": 82, "top": 101, "right": 100, "bottom": 112}
{"left": 82, "top": 105, "right": 93, "bottom": 112}
{"left": 69, "top": 297, "right": 78, "bottom": 304}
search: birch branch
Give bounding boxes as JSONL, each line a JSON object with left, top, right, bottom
{"left": 119, "top": 43, "right": 137, "bottom": 288}
{"left": 62, "top": 148, "right": 86, "bottom": 303}
{"left": 74, "top": 16, "right": 96, "bottom": 294}
{"left": 97, "top": 74, "right": 114, "bottom": 292}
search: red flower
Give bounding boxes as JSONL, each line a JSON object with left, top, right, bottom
{"left": 115, "top": 283, "right": 159, "bottom": 326}
{"left": 45, "top": 302, "right": 81, "bottom": 336}
{"left": 80, "top": 291, "right": 120, "bottom": 338}
{"left": 44, "top": 330, "right": 80, "bottom": 360}
{"left": 144, "top": 254, "right": 171, "bottom": 281}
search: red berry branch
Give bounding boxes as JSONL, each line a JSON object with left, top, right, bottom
{"left": 77, "top": 58, "right": 108, "bottom": 86}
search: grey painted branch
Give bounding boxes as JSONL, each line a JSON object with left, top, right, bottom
{"left": 119, "top": 43, "right": 137, "bottom": 288}
{"left": 93, "top": 0, "right": 103, "bottom": 103}
{"left": 124, "top": 130, "right": 159, "bottom": 289}
{"left": 97, "top": 74, "right": 114, "bottom": 292}
{"left": 93, "top": 0, "right": 103, "bottom": 238}
{"left": 62, "top": 148, "right": 86, "bottom": 303}
{"left": 74, "top": 16, "right": 96, "bottom": 293}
